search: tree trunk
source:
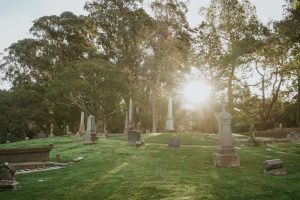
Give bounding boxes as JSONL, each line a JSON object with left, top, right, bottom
{"left": 297, "top": 68, "right": 300, "bottom": 127}
{"left": 151, "top": 97, "right": 157, "bottom": 133}
{"left": 103, "top": 117, "right": 108, "bottom": 137}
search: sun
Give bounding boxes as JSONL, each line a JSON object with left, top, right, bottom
{"left": 182, "top": 80, "right": 212, "bottom": 108}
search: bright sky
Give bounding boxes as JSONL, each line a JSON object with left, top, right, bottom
{"left": 0, "top": 0, "right": 286, "bottom": 89}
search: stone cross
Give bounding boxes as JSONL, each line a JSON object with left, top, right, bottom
{"left": 124, "top": 110, "right": 129, "bottom": 134}
{"left": 213, "top": 103, "right": 240, "bottom": 167}
{"left": 49, "top": 124, "right": 54, "bottom": 137}
{"left": 78, "top": 111, "right": 85, "bottom": 136}
{"left": 83, "top": 115, "right": 97, "bottom": 144}
{"left": 165, "top": 96, "right": 175, "bottom": 131}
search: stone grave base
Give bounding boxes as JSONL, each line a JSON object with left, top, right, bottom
{"left": 213, "top": 153, "right": 240, "bottom": 168}
{"left": 168, "top": 137, "right": 180, "bottom": 148}
{"left": 264, "top": 168, "right": 287, "bottom": 176}
{"left": 0, "top": 180, "right": 19, "bottom": 191}
{"left": 83, "top": 133, "right": 98, "bottom": 144}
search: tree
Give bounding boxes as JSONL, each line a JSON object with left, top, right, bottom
{"left": 138, "top": 0, "right": 191, "bottom": 132}
{"left": 274, "top": 0, "right": 300, "bottom": 127}
{"left": 194, "top": 0, "right": 261, "bottom": 112}
{"left": 48, "top": 59, "right": 127, "bottom": 133}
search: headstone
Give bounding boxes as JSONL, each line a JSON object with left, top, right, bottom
{"left": 168, "top": 137, "right": 180, "bottom": 148}
{"left": 124, "top": 110, "right": 129, "bottom": 134}
{"left": 78, "top": 112, "right": 85, "bottom": 136}
{"left": 49, "top": 124, "right": 54, "bottom": 137}
{"left": 24, "top": 137, "right": 29, "bottom": 141}
{"left": 127, "top": 99, "right": 143, "bottom": 146}
{"left": 213, "top": 103, "right": 240, "bottom": 168}
{"left": 83, "top": 115, "right": 97, "bottom": 144}
{"left": 264, "top": 159, "right": 287, "bottom": 175}
{"left": 0, "top": 162, "right": 19, "bottom": 191}
{"left": 279, "top": 123, "right": 283, "bottom": 129}
{"left": 165, "top": 96, "right": 175, "bottom": 131}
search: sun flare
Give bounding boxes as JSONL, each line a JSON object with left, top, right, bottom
{"left": 182, "top": 80, "right": 212, "bottom": 108}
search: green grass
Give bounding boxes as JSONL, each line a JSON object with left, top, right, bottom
{"left": 1, "top": 133, "right": 300, "bottom": 200}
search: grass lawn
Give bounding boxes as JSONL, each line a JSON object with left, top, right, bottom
{"left": 0, "top": 133, "right": 300, "bottom": 200}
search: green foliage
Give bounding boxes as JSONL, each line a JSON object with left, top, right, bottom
{"left": 0, "top": 88, "right": 49, "bottom": 143}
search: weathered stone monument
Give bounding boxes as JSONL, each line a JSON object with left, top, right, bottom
{"left": 49, "top": 124, "right": 54, "bottom": 137}
{"left": 213, "top": 103, "right": 240, "bottom": 168}
{"left": 169, "top": 137, "right": 180, "bottom": 148}
{"left": 124, "top": 110, "right": 129, "bottom": 134}
{"left": 165, "top": 96, "right": 175, "bottom": 131}
{"left": 127, "top": 99, "right": 144, "bottom": 146}
{"left": 78, "top": 112, "right": 85, "bottom": 136}
{"left": 264, "top": 159, "right": 287, "bottom": 175}
{"left": 0, "top": 163, "right": 19, "bottom": 191}
{"left": 83, "top": 115, "right": 97, "bottom": 144}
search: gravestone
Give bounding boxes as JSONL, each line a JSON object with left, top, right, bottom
{"left": 264, "top": 159, "right": 287, "bottom": 175}
{"left": 168, "top": 137, "right": 180, "bottom": 148}
{"left": 49, "top": 124, "right": 54, "bottom": 137}
{"left": 127, "top": 99, "right": 143, "bottom": 146}
{"left": 0, "top": 163, "right": 19, "bottom": 191}
{"left": 124, "top": 110, "right": 129, "bottom": 134}
{"left": 78, "top": 112, "right": 85, "bottom": 136}
{"left": 24, "top": 137, "right": 29, "bottom": 141}
{"left": 165, "top": 96, "right": 175, "bottom": 131}
{"left": 213, "top": 103, "right": 240, "bottom": 168}
{"left": 83, "top": 115, "right": 97, "bottom": 144}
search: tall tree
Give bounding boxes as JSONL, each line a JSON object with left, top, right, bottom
{"left": 195, "top": 0, "right": 261, "bottom": 112}
{"left": 139, "top": 0, "right": 191, "bottom": 132}
{"left": 275, "top": 0, "right": 300, "bottom": 126}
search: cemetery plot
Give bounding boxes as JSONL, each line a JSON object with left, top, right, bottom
{"left": 0, "top": 133, "right": 299, "bottom": 199}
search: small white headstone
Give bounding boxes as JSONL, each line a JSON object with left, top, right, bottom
{"left": 49, "top": 124, "right": 54, "bottom": 137}
{"left": 83, "top": 115, "right": 97, "bottom": 144}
